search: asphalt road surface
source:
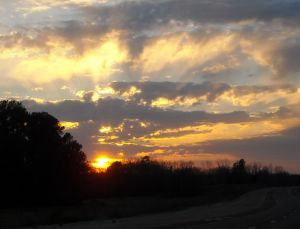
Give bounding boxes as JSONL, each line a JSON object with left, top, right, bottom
{"left": 21, "top": 187, "right": 300, "bottom": 229}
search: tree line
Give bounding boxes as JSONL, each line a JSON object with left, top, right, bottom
{"left": 85, "top": 157, "right": 299, "bottom": 199}
{"left": 0, "top": 100, "right": 299, "bottom": 207}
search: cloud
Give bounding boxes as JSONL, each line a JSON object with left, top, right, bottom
{"left": 21, "top": 96, "right": 300, "bottom": 173}
{"left": 111, "top": 81, "right": 230, "bottom": 103}
{"left": 22, "top": 97, "right": 250, "bottom": 157}
{"left": 0, "top": 30, "right": 129, "bottom": 84}
{"left": 135, "top": 33, "right": 237, "bottom": 76}
{"left": 79, "top": 1, "right": 300, "bottom": 81}
{"left": 239, "top": 23, "right": 300, "bottom": 79}
{"left": 197, "top": 124, "right": 300, "bottom": 172}
{"left": 23, "top": 97, "right": 251, "bottom": 126}
{"left": 7, "top": 0, "right": 300, "bottom": 28}
{"left": 220, "top": 84, "right": 299, "bottom": 109}
{"left": 270, "top": 39, "right": 300, "bottom": 77}
{"left": 1, "top": 0, "right": 300, "bottom": 88}
{"left": 84, "top": 122, "right": 300, "bottom": 172}
{"left": 110, "top": 81, "right": 297, "bottom": 105}
{"left": 81, "top": 0, "right": 300, "bottom": 29}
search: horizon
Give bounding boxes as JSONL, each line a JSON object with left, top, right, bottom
{"left": 1, "top": 0, "right": 300, "bottom": 173}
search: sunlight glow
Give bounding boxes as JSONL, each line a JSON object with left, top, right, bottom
{"left": 91, "top": 156, "right": 119, "bottom": 170}
{"left": 7, "top": 32, "right": 128, "bottom": 84}
{"left": 60, "top": 121, "right": 80, "bottom": 130}
{"left": 99, "top": 126, "right": 113, "bottom": 134}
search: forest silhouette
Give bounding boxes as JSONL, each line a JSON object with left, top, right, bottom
{"left": 0, "top": 100, "right": 299, "bottom": 208}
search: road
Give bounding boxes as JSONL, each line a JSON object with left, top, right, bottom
{"left": 21, "top": 187, "right": 300, "bottom": 229}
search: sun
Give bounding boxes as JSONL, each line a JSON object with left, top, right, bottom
{"left": 91, "top": 156, "right": 115, "bottom": 170}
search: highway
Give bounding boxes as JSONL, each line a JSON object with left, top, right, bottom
{"left": 22, "top": 187, "right": 300, "bottom": 229}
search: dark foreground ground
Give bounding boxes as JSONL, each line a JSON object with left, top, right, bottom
{"left": 14, "top": 187, "right": 300, "bottom": 229}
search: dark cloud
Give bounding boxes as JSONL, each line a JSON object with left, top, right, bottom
{"left": 109, "top": 81, "right": 296, "bottom": 104}
{"left": 23, "top": 97, "right": 251, "bottom": 127}
{"left": 111, "top": 81, "right": 230, "bottom": 103}
{"left": 232, "top": 84, "right": 297, "bottom": 96}
{"left": 82, "top": 0, "right": 300, "bottom": 29}
{"left": 3, "top": 0, "right": 300, "bottom": 52}
{"left": 261, "top": 104, "right": 300, "bottom": 120}
{"left": 271, "top": 39, "right": 300, "bottom": 78}
{"left": 22, "top": 97, "right": 251, "bottom": 157}
{"left": 89, "top": 142, "right": 159, "bottom": 158}
{"left": 77, "top": 0, "right": 300, "bottom": 59}
{"left": 69, "top": 120, "right": 100, "bottom": 155}
{"left": 148, "top": 129, "right": 212, "bottom": 139}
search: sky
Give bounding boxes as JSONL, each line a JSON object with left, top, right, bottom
{"left": 1, "top": 0, "right": 300, "bottom": 172}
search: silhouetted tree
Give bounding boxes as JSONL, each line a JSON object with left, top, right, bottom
{"left": 232, "top": 159, "right": 247, "bottom": 183}
{"left": 232, "top": 159, "right": 246, "bottom": 173}
{"left": 0, "top": 100, "right": 88, "bottom": 206}
{"left": 0, "top": 101, "right": 29, "bottom": 202}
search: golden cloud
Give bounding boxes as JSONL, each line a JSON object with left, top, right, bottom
{"left": 152, "top": 153, "right": 237, "bottom": 165}
{"left": 60, "top": 121, "right": 80, "bottom": 129}
{"left": 1, "top": 31, "right": 128, "bottom": 85}
{"left": 142, "top": 118, "right": 300, "bottom": 147}
{"left": 22, "top": 0, "right": 106, "bottom": 13}
{"left": 137, "top": 33, "right": 236, "bottom": 74}
{"left": 151, "top": 97, "right": 199, "bottom": 108}
{"left": 220, "top": 88, "right": 300, "bottom": 108}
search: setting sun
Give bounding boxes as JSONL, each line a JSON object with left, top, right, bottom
{"left": 91, "top": 156, "right": 117, "bottom": 170}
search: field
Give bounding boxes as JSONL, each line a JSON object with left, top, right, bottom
{"left": 10, "top": 187, "right": 300, "bottom": 229}
{"left": 0, "top": 185, "right": 256, "bottom": 228}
